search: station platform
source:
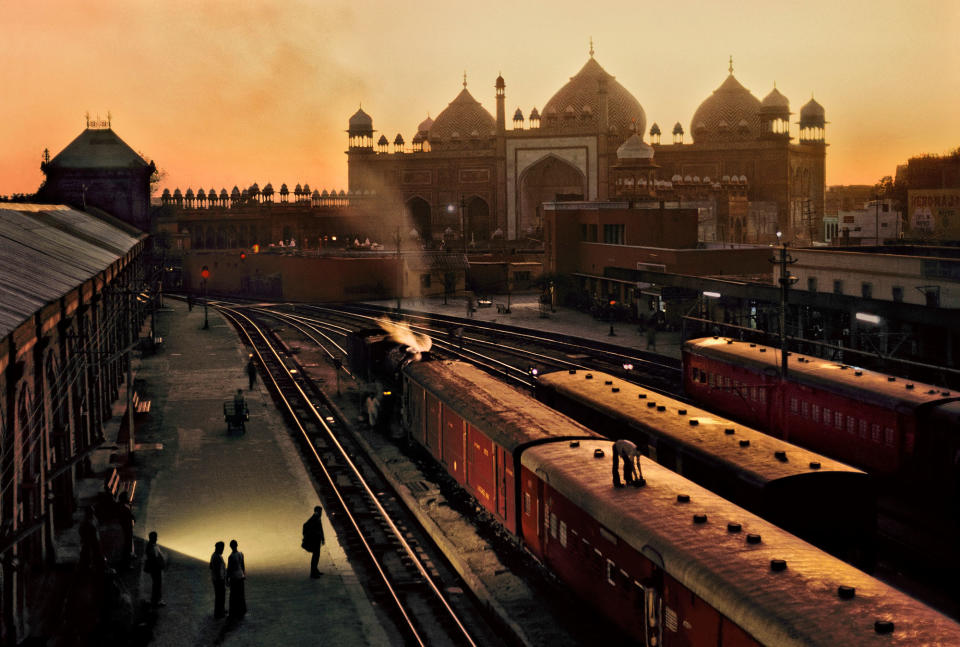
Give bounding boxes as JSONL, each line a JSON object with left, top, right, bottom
{"left": 369, "top": 293, "right": 684, "bottom": 360}
{"left": 125, "top": 300, "right": 391, "bottom": 646}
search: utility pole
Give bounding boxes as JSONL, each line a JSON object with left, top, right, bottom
{"left": 201, "top": 265, "right": 210, "bottom": 329}
{"left": 770, "top": 232, "right": 797, "bottom": 379}
{"left": 395, "top": 225, "right": 402, "bottom": 314}
{"left": 875, "top": 195, "right": 881, "bottom": 246}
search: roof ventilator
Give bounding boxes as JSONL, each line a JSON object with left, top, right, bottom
{"left": 874, "top": 621, "right": 895, "bottom": 635}
{"left": 693, "top": 514, "right": 708, "bottom": 524}
{"left": 605, "top": 380, "right": 613, "bottom": 385}
{"left": 727, "top": 522, "right": 742, "bottom": 533}
{"left": 612, "top": 387, "right": 620, "bottom": 393}
{"left": 746, "top": 534, "right": 762, "bottom": 544}
{"left": 677, "top": 494, "right": 690, "bottom": 503}
{"left": 906, "top": 384, "right": 914, "bottom": 390}
{"left": 774, "top": 450, "right": 787, "bottom": 462}
{"left": 724, "top": 428, "right": 735, "bottom": 435}
{"left": 586, "top": 374, "right": 593, "bottom": 380}
{"left": 569, "top": 440, "right": 580, "bottom": 448}
{"left": 838, "top": 586, "right": 856, "bottom": 599}
{"left": 657, "top": 405, "right": 666, "bottom": 412}
{"left": 739, "top": 439, "right": 750, "bottom": 447}
{"left": 638, "top": 393, "right": 647, "bottom": 399}
{"left": 593, "top": 448, "right": 605, "bottom": 458}
{"left": 568, "top": 369, "right": 576, "bottom": 374}
{"left": 689, "top": 420, "right": 699, "bottom": 426}
{"left": 809, "top": 461, "right": 821, "bottom": 469}
{"left": 647, "top": 402, "right": 656, "bottom": 408}
{"left": 678, "top": 409, "right": 687, "bottom": 415}
{"left": 770, "top": 559, "right": 787, "bottom": 572}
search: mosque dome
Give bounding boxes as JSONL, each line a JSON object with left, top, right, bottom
{"left": 348, "top": 108, "right": 373, "bottom": 133}
{"left": 760, "top": 86, "right": 790, "bottom": 112}
{"left": 799, "top": 97, "right": 826, "bottom": 126}
{"left": 690, "top": 70, "right": 761, "bottom": 143}
{"left": 429, "top": 86, "right": 495, "bottom": 142}
{"left": 616, "top": 133, "right": 654, "bottom": 160}
{"left": 417, "top": 115, "right": 434, "bottom": 135}
{"left": 542, "top": 57, "right": 645, "bottom": 134}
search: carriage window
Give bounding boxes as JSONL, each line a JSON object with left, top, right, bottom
{"left": 759, "top": 387, "right": 766, "bottom": 404}
{"left": 559, "top": 520, "right": 567, "bottom": 548}
{"left": 847, "top": 415, "right": 856, "bottom": 435}
{"left": 549, "top": 512, "right": 558, "bottom": 539}
{"left": 859, "top": 419, "right": 868, "bottom": 439}
{"left": 871, "top": 424, "right": 881, "bottom": 443}
{"left": 790, "top": 397, "right": 798, "bottom": 414}
{"left": 884, "top": 427, "right": 895, "bottom": 446}
{"left": 606, "top": 559, "right": 616, "bottom": 585}
{"left": 801, "top": 401, "right": 809, "bottom": 418}
{"left": 750, "top": 386, "right": 757, "bottom": 401}
{"left": 709, "top": 373, "right": 715, "bottom": 387}
{"left": 835, "top": 411, "right": 844, "bottom": 429}
{"left": 811, "top": 404, "right": 820, "bottom": 423}
{"left": 699, "top": 371, "right": 706, "bottom": 384}
{"left": 523, "top": 492, "right": 531, "bottom": 515}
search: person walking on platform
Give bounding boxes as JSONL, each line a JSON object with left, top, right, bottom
{"left": 227, "top": 539, "right": 246, "bottom": 619}
{"left": 612, "top": 439, "right": 644, "bottom": 488}
{"left": 302, "top": 506, "right": 326, "bottom": 578}
{"left": 144, "top": 531, "right": 166, "bottom": 607}
{"left": 210, "top": 541, "right": 227, "bottom": 618}
{"left": 246, "top": 355, "right": 257, "bottom": 390}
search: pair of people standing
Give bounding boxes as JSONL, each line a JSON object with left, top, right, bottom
{"left": 210, "top": 539, "right": 246, "bottom": 619}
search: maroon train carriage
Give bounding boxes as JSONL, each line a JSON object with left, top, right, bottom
{"left": 401, "top": 360, "right": 601, "bottom": 534}
{"left": 521, "top": 440, "right": 960, "bottom": 646}
{"left": 682, "top": 337, "right": 960, "bottom": 487}
{"left": 536, "top": 369, "right": 875, "bottom": 565}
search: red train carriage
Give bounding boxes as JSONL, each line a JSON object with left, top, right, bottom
{"left": 521, "top": 440, "right": 960, "bottom": 646}
{"left": 402, "top": 360, "right": 600, "bottom": 534}
{"left": 536, "top": 369, "right": 874, "bottom": 564}
{"left": 683, "top": 337, "right": 960, "bottom": 485}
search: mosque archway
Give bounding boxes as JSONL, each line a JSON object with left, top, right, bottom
{"left": 406, "top": 197, "right": 432, "bottom": 243}
{"left": 465, "top": 197, "right": 491, "bottom": 245}
{"left": 518, "top": 155, "right": 585, "bottom": 239}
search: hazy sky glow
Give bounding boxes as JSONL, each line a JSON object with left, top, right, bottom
{"left": 2, "top": 0, "right": 958, "bottom": 196}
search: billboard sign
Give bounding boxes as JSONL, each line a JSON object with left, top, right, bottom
{"left": 908, "top": 189, "right": 960, "bottom": 239}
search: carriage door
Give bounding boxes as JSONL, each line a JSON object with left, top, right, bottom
{"left": 633, "top": 580, "right": 663, "bottom": 647}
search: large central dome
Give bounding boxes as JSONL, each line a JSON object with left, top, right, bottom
{"left": 542, "top": 57, "right": 645, "bottom": 134}
{"left": 429, "top": 87, "right": 495, "bottom": 142}
{"left": 690, "top": 73, "right": 761, "bottom": 143}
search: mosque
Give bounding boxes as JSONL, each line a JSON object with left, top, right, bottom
{"left": 346, "top": 48, "right": 827, "bottom": 246}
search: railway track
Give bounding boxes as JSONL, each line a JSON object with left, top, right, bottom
{"left": 216, "top": 304, "right": 507, "bottom": 647}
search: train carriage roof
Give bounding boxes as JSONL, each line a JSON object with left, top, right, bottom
{"left": 538, "top": 370, "right": 866, "bottom": 485}
{"left": 522, "top": 441, "right": 960, "bottom": 646}
{"left": 405, "top": 360, "right": 601, "bottom": 450}
{"left": 684, "top": 337, "right": 958, "bottom": 411}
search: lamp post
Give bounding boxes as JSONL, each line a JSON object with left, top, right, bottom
{"left": 875, "top": 194, "right": 880, "bottom": 246}
{"left": 459, "top": 196, "right": 467, "bottom": 253}
{"left": 201, "top": 265, "right": 210, "bottom": 329}
{"left": 770, "top": 232, "right": 797, "bottom": 379}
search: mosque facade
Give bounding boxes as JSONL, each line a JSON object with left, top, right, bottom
{"left": 346, "top": 52, "right": 827, "bottom": 246}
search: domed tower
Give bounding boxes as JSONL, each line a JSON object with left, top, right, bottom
{"left": 799, "top": 96, "right": 826, "bottom": 143}
{"left": 348, "top": 107, "right": 373, "bottom": 150}
{"left": 649, "top": 122, "right": 661, "bottom": 145}
{"left": 759, "top": 85, "right": 791, "bottom": 138}
{"left": 347, "top": 106, "right": 375, "bottom": 191}
{"left": 690, "top": 58, "right": 761, "bottom": 143}
{"left": 672, "top": 122, "right": 684, "bottom": 144}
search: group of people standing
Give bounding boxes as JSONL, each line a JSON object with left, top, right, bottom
{"left": 209, "top": 539, "right": 247, "bottom": 620}
{"left": 142, "top": 506, "right": 324, "bottom": 622}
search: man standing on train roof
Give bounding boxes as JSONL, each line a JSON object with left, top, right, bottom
{"left": 612, "top": 439, "right": 644, "bottom": 488}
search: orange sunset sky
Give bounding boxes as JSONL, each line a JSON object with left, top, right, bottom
{"left": 1, "top": 0, "right": 958, "bottom": 197}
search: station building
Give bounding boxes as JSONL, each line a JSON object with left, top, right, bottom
{"left": 346, "top": 50, "right": 827, "bottom": 246}
{"left": 0, "top": 203, "right": 150, "bottom": 643}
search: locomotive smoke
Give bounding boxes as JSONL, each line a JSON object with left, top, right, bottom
{"left": 376, "top": 316, "right": 433, "bottom": 353}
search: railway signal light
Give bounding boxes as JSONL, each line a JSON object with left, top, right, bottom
{"left": 201, "top": 266, "right": 210, "bottom": 279}
{"left": 252, "top": 243, "right": 260, "bottom": 253}
{"left": 240, "top": 252, "right": 246, "bottom": 260}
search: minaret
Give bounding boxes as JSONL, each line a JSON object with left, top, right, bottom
{"left": 495, "top": 73, "right": 506, "bottom": 135}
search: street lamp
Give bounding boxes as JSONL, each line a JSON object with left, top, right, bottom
{"left": 201, "top": 265, "right": 210, "bottom": 329}
{"left": 770, "top": 231, "right": 797, "bottom": 378}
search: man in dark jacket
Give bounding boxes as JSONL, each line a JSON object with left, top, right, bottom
{"left": 302, "top": 506, "right": 325, "bottom": 578}
{"left": 144, "top": 531, "right": 166, "bottom": 607}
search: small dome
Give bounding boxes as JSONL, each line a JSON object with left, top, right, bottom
{"left": 495, "top": 74, "right": 505, "bottom": 89}
{"left": 263, "top": 183, "right": 273, "bottom": 193}
{"left": 417, "top": 115, "right": 434, "bottom": 134}
{"left": 377, "top": 134, "right": 388, "bottom": 145}
{"left": 321, "top": 189, "right": 329, "bottom": 197}
{"left": 672, "top": 122, "right": 684, "bottom": 135}
{"left": 348, "top": 107, "right": 373, "bottom": 132}
{"left": 197, "top": 188, "right": 206, "bottom": 198}
{"left": 800, "top": 97, "right": 826, "bottom": 126}
{"left": 649, "top": 122, "right": 661, "bottom": 136}
{"left": 209, "top": 188, "right": 216, "bottom": 199}
{"left": 761, "top": 86, "right": 790, "bottom": 112}
{"left": 616, "top": 133, "right": 654, "bottom": 160}
{"left": 302, "top": 183, "right": 310, "bottom": 194}
{"left": 530, "top": 107, "right": 540, "bottom": 119}
{"left": 280, "top": 183, "right": 288, "bottom": 194}
{"left": 739, "top": 174, "right": 747, "bottom": 183}
{"left": 430, "top": 86, "right": 495, "bottom": 142}
{"left": 412, "top": 132, "right": 423, "bottom": 143}
{"left": 294, "top": 183, "right": 302, "bottom": 193}
{"left": 220, "top": 189, "right": 228, "bottom": 199}
{"left": 513, "top": 107, "right": 524, "bottom": 120}
{"left": 161, "top": 188, "right": 171, "bottom": 197}
{"left": 684, "top": 175, "right": 692, "bottom": 183}
{"left": 394, "top": 133, "right": 404, "bottom": 145}
{"left": 690, "top": 70, "right": 761, "bottom": 143}
{"left": 173, "top": 188, "right": 182, "bottom": 198}
{"left": 672, "top": 174, "right": 682, "bottom": 182}
{"left": 722, "top": 174, "right": 730, "bottom": 182}
{"left": 339, "top": 189, "right": 346, "bottom": 197}
{"left": 312, "top": 190, "right": 320, "bottom": 198}
{"left": 692, "top": 176, "right": 700, "bottom": 184}
{"left": 703, "top": 176, "right": 711, "bottom": 184}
